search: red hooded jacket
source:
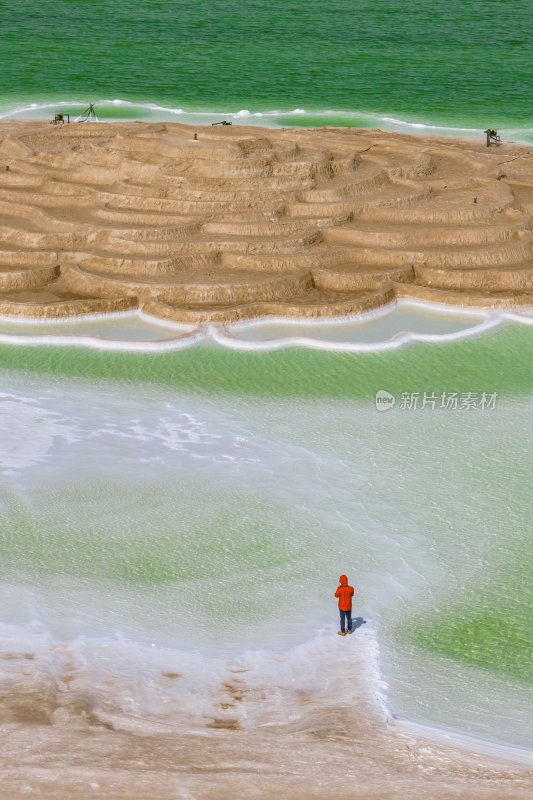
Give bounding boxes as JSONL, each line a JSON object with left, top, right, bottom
{"left": 335, "top": 575, "right": 354, "bottom": 611}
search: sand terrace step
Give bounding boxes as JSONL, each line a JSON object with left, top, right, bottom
{"left": 287, "top": 183, "right": 430, "bottom": 218}
{"left": 99, "top": 230, "right": 321, "bottom": 257}
{"left": 202, "top": 219, "right": 312, "bottom": 236}
{"left": 0, "top": 264, "right": 60, "bottom": 289}
{"left": 414, "top": 263, "right": 533, "bottom": 291}
{"left": 322, "top": 219, "right": 532, "bottom": 248}
{"left": 72, "top": 252, "right": 221, "bottom": 277}
{"left": 0, "top": 251, "right": 58, "bottom": 267}
{"left": 316, "top": 236, "right": 533, "bottom": 270}
{"left": 62, "top": 263, "right": 314, "bottom": 305}
{"left": 175, "top": 174, "right": 313, "bottom": 192}
{"left": 395, "top": 282, "right": 533, "bottom": 308}
{"left": 92, "top": 208, "right": 204, "bottom": 227}
{"left": 142, "top": 285, "right": 397, "bottom": 324}
{"left": 219, "top": 251, "right": 328, "bottom": 272}
{"left": 312, "top": 265, "right": 414, "bottom": 291}
{"left": 299, "top": 163, "right": 390, "bottom": 202}
{"left": 0, "top": 187, "right": 95, "bottom": 208}
{"left": 0, "top": 291, "right": 137, "bottom": 318}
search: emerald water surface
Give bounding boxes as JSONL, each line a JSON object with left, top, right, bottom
{"left": 2, "top": 0, "right": 532, "bottom": 140}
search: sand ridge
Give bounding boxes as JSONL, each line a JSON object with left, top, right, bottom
{"left": 1, "top": 120, "right": 533, "bottom": 322}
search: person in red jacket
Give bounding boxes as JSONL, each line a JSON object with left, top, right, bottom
{"left": 335, "top": 574, "right": 354, "bottom": 636}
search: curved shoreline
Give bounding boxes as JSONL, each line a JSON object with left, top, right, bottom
{"left": 1, "top": 100, "right": 532, "bottom": 145}
{"left": 0, "top": 299, "right": 531, "bottom": 352}
{"left": 1, "top": 618, "right": 532, "bottom": 800}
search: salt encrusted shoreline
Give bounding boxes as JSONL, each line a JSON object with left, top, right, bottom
{"left": 0, "top": 623, "right": 531, "bottom": 799}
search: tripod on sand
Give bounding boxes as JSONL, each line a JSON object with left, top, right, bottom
{"left": 76, "top": 103, "right": 98, "bottom": 122}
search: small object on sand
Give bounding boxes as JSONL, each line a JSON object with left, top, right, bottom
{"left": 194, "top": 133, "right": 198, "bottom": 140}
{"left": 212, "top": 120, "right": 232, "bottom": 126}
{"left": 473, "top": 196, "right": 478, "bottom": 203}
{"left": 484, "top": 128, "right": 501, "bottom": 147}
{"left": 51, "top": 113, "right": 70, "bottom": 125}
{"left": 5, "top": 165, "right": 9, "bottom": 171}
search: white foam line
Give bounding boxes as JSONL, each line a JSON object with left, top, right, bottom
{"left": 0, "top": 327, "right": 209, "bottom": 352}
{"left": 137, "top": 309, "right": 199, "bottom": 332}
{"left": 212, "top": 314, "right": 503, "bottom": 353}
{"left": 357, "top": 621, "right": 533, "bottom": 765}
{"left": 0, "top": 308, "right": 199, "bottom": 334}
{"left": 2, "top": 99, "right": 532, "bottom": 143}
{"left": 224, "top": 297, "right": 489, "bottom": 331}
{"left": 381, "top": 116, "right": 479, "bottom": 133}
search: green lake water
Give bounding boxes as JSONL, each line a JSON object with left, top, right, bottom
{"left": 0, "top": 325, "right": 532, "bottom": 748}
{"left": 2, "top": 0, "right": 532, "bottom": 140}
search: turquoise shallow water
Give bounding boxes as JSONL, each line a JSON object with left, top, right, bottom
{"left": 0, "top": 325, "right": 532, "bottom": 748}
{"left": 2, "top": 0, "right": 532, "bottom": 140}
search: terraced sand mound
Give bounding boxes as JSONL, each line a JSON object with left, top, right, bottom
{"left": 1, "top": 120, "right": 533, "bottom": 321}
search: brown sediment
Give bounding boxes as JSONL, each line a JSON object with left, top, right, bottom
{"left": 0, "top": 642, "right": 531, "bottom": 799}
{"left": 1, "top": 120, "right": 533, "bottom": 323}
{"left": 0, "top": 692, "right": 531, "bottom": 800}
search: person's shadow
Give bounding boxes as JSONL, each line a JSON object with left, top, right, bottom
{"left": 351, "top": 617, "right": 366, "bottom": 631}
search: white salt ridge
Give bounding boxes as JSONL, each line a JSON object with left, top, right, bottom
{"left": 0, "top": 300, "right": 531, "bottom": 352}
{"left": 0, "top": 392, "right": 257, "bottom": 473}
{"left": 0, "top": 619, "right": 387, "bottom": 734}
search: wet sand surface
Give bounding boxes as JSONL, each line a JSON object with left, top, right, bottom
{"left": 1, "top": 120, "right": 533, "bottom": 323}
{"left": 0, "top": 637, "right": 531, "bottom": 799}
{"left": 1, "top": 716, "right": 532, "bottom": 799}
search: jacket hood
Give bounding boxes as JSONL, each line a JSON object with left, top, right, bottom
{"left": 339, "top": 575, "right": 348, "bottom": 586}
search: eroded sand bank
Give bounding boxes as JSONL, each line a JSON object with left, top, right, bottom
{"left": 1, "top": 121, "right": 533, "bottom": 323}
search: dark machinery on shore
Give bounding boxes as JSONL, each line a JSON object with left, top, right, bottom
{"left": 51, "top": 103, "right": 98, "bottom": 125}
{"left": 484, "top": 128, "right": 501, "bottom": 147}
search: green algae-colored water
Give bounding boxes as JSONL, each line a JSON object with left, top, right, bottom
{"left": 2, "top": 0, "right": 532, "bottom": 140}
{"left": 0, "top": 324, "right": 532, "bottom": 748}
{"left": 0, "top": 323, "right": 532, "bottom": 399}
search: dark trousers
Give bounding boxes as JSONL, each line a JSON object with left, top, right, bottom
{"left": 339, "top": 609, "right": 352, "bottom": 633}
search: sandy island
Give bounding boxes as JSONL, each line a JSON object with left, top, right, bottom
{"left": 1, "top": 120, "right": 533, "bottom": 323}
